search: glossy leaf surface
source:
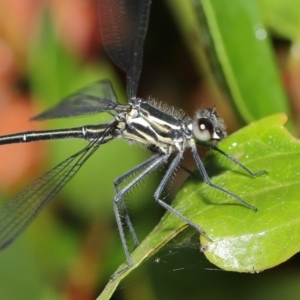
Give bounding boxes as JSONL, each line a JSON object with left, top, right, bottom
{"left": 100, "top": 113, "right": 299, "bottom": 297}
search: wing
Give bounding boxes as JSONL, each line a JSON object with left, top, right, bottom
{"left": 0, "top": 122, "right": 116, "bottom": 249}
{"left": 32, "top": 80, "right": 120, "bottom": 120}
{"left": 98, "top": 0, "right": 151, "bottom": 99}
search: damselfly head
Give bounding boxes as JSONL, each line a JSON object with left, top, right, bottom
{"left": 192, "top": 108, "right": 227, "bottom": 146}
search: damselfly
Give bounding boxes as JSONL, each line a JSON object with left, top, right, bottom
{"left": 0, "top": 0, "right": 265, "bottom": 277}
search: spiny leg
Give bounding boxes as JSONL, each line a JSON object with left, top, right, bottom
{"left": 212, "top": 146, "right": 267, "bottom": 177}
{"left": 191, "top": 144, "right": 257, "bottom": 211}
{"left": 113, "top": 154, "right": 164, "bottom": 247}
{"left": 153, "top": 152, "right": 210, "bottom": 238}
{"left": 112, "top": 153, "right": 169, "bottom": 278}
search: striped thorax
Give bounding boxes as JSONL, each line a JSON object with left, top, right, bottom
{"left": 116, "top": 98, "right": 227, "bottom": 155}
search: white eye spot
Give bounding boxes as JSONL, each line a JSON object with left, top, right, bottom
{"left": 200, "top": 123, "right": 206, "bottom": 130}
{"left": 192, "top": 118, "right": 213, "bottom": 142}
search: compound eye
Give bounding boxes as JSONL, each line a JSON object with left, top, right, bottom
{"left": 192, "top": 118, "right": 214, "bottom": 142}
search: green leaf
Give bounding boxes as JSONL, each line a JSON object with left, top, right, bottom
{"left": 258, "top": 0, "right": 300, "bottom": 40}
{"left": 199, "top": 113, "right": 299, "bottom": 272}
{"left": 99, "top": 113, "right": 299, "bottom": 298}
{"left": 166, "top": 0, "right": 290, "bottom": 124}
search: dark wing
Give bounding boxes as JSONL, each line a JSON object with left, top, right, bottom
{"left": 32, "top": 80, "right": 120, "bottom": 120}
{"left": 98, "top": 0, "right": 151, "bottom": 99}
{"left": 0, "top": 122, "right": 116, "bottom": 250}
